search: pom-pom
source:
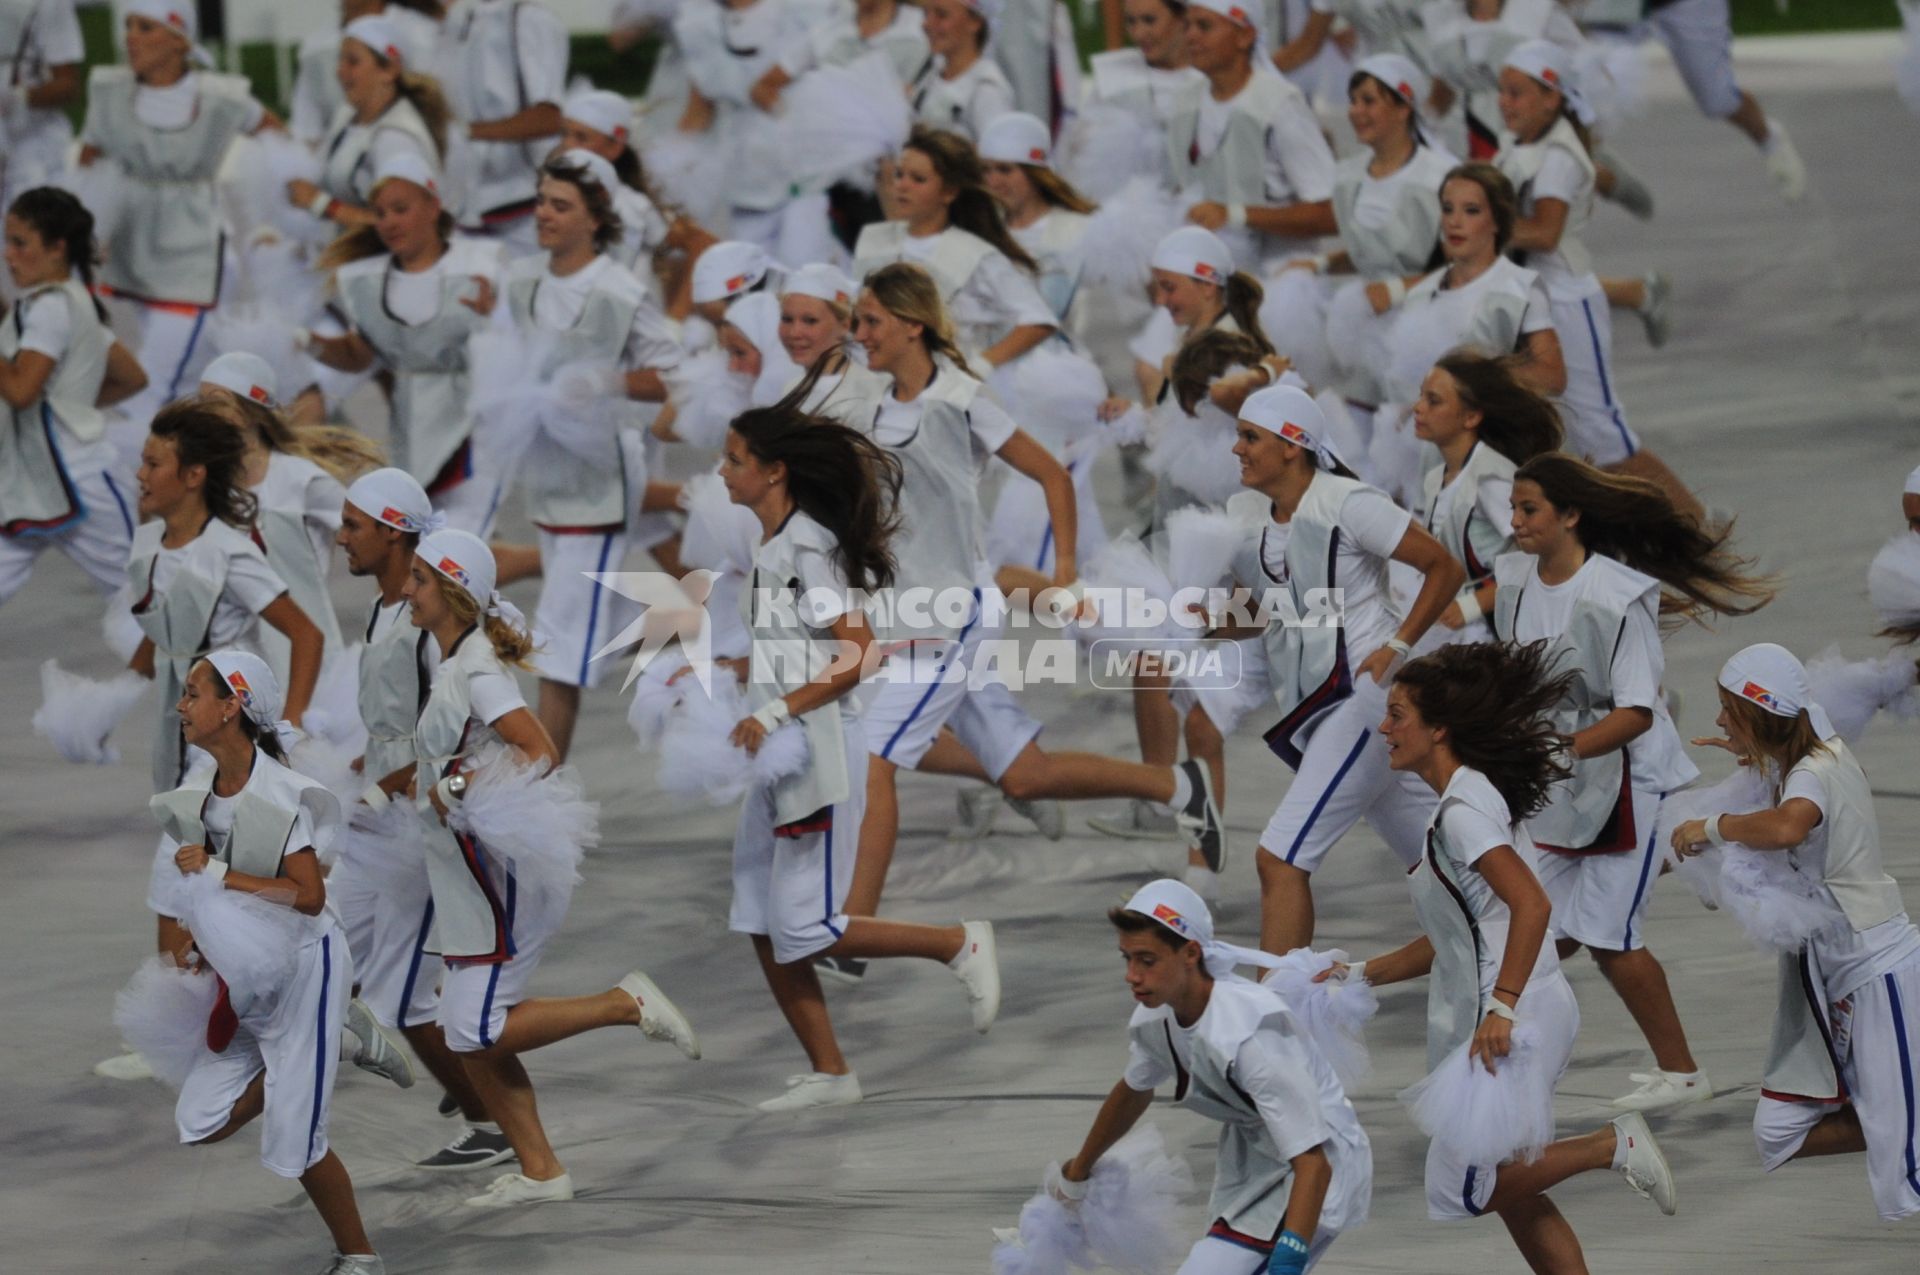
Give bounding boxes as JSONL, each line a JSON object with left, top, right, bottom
{"left": 166, "top": 871, "right": 317, "bottom": 1016}
{"left": 775, "top": 52, "right": 911, "bottom": 191}
{"left": 991, "top": 1124, "right": 1195, "bottom": 1275}
{"left": 287, "top": 733, "right": 362, "bottom": 840}
{"left": 1074, "top": 537, "right": 1189, "bottom": 646}
{"left": 300, "top": 644, "right": 367, "bottom": 755}
{"left": 1257, "top": 267, "right": 1333, "bottom": 389}
{"left": 465, "top": 328, "right": 548, "bottom": 476}
{"left": 1060, "top": 102, "right": 1166, "bottom": 201}
{"left": 1804, "top": 645, "right": 1919, "bottom": 742}
{"left": 1077, "top": 177, "right": 1182, "bottom": 293}
{"left": 54, "top": 153, "right": 128, "bottom": 250}
{"left": 626, "top": 652, "right": 691, "bottom": 742}
{"left": 1145, "top": 400, "right": 1241, "bottom": 507}
{"left": 1261, "top": 948, "right": 1378, "bottom": 1087}
{"left": 1400, "top": 1022, "right": 1555, "bottom": 1167}
{"left": 986, "top": 345, "right": 1108, "bottom": 454}
{"left": 668, "top": 348, "right": 751, "bottom": 450}
{"left": 640, "top": 126, "right": 733, "bottom": 230}
{"left": 1868, "top": 531, "right": 1920, "bottom": 640}
{"left": 333, "top": 799, "right": 435, "bottom": 894}
{"left": 112, "top": 957, "right": 218, "bottom": 1091}
{"left": 1164, "top": 506, "right": 1243, "bottom": 591}
{"left": 32, "top": 660, "right": 147, "bottom": 764}
{"left": 1101, "top": 403, "right": 1149, "bottom": 447}
{"left": 445, "top": 753, "right": 598, "bottom": 899}
{"left": 649, "top": 676, "right": 811, "bottom": 805}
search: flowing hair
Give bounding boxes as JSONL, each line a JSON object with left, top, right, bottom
{"left": 205, "top": 390, "right": 385, "bottom": 485}
{"left": 1168, "top": 328, "right": 1267, "bottom": 414}
{"left": 903, "top": 127, "right": 1040, "bottom": 274}
{"left": 1023, "top": 164, "right": 1098, "bottom": 215}
{"left": 1441, "top": 163, "right": 1518, "bottom": 254}
{"left": 1514, "top": 453, "right": 1776, "bottom": 628}
{"left": 316, "top": 190, "right": 454, "bottom": 271}
{"left": 861, "top": 261, "right": 978, "bottom": 378}
{"left": 150, "top": 400, "right": 259, "bottom": 529}
{"left": 1395, "top": 640, "right": 1577, "bottom": 820}
{"left": 1718, "top": 690, "right": 1830, "bottom": 789}
{"left": 1216, "top": 270, "right": 1274, "bottom": 354}
{"left": 728, "top": 396, "right": 903, "bottom": 595}
{"left": 1432, "top": 350, "right": 1563, "bottom": 464}
{"left": 438, "top": 575, "right": 536, "bottom": 668}
{"left": 7, "top": 187, "right": 109, "bottom": 319}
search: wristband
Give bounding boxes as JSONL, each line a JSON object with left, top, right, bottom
{"left": 291, "top": 326, "right": 314, "bottom": 351}
{"left": 1484, "top": 998, "right": 1518, "bottom": 1022}
{"left": 360, "top": 782, "right": 391, "bottom": 811}
{"left": 1704, "top": 813, "right": 1728, "bottom": 847}
{"left": 1311, "top": 252, "right": 1333, "bottom": 273}
{"left": 1348, "top": 960, "right": 1367, "bottom": 983}
{"left": 1454, "top": 589, "right": 1485, "bottom": 626}
{"left": 1384, "top": 637, "right": 1412, "bottom": 659}
{"left": 1046, "top": 1160, "right": 1090, "bottom": 1201}
{"left": 1275, "top": 1231, "right": 1311, "bottom": 1255}
{"left": 1495, "top": 984, "right": 1525, "bottom": 999}
{"left": 751, "top": 698, "right": 793, "bottom": 731}
{"left": 433, "top": 775, "right": 467, "bottom": 808}
{"left": 307, "top": 189, "right": 334, "bottom": 218}
{"left": 203, "top": 858, "right": 229, "bottom": 883}
{"left": 1226, "top": 202, "right": 1248, "bottom": 228}
{"left": 1383, "top": 277, "right": 1408, "bottom": 308}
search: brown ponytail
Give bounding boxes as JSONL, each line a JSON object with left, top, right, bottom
{"left": 1434, "top": 350, "right": 1563, "bottom": 465}
{"left": 207, "top": 392, "right": 385, "bottom": 485}
{"left": 1220, "top": 271, "right": 1275, "bottom": 355}
{"left": 1027, "top": 166, "right": 1097, "bottom": 215}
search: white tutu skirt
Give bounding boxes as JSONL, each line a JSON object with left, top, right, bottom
{"left": 986, "top": 445, "right": 1108, "bottom": 579}
{"left": 1324, "top": 279, "right": 1392, "bottom": 407}
{"left": 630, "top": 660, "right": 811, "bottom": 806}
{"left": 1868, "top": 531, "right": 1920, "bottom": 639}
{"left": 1258, "top": 266, "right": 1334, "bottom": 389}
{"left": 1804, "top": 645, "right": 1919, "bottom": 743}
{"left": 445, "top": 753, "right": 598, "bottom": 900}
{"left": 1145, "top": 400, "right": 1242, "bottom": 509}
{"left": 1260, "top": 948, "right": 1379, "bottom": 1088}
{"left": 774, "top": 51, "right": 911, "bottom": 192}
{"left": 165, "top": 870, "right": 324, "bottom": 1017}
{"left": 991, "top": 1123, "right": 1196, "bottom": 1275}
{"left": 112, "top": 956, "right": 219, "bottom": 1091}
{"left": 32, "top": 660, "right": 147, "bottom": 764}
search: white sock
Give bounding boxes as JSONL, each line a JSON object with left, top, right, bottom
{"left": 1760, "top": 119, "right": 1785, "bottom": 155}
{"left": 469, "top": 1119, "right": 500, "bottom": 1134}
{"left": 1166, "top": 766, "right": 1193, "bottom": 814}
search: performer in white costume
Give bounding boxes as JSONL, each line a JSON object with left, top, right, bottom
{"left": 440, "top": 0, "right": 569, "bottom": 253}
{"left": 910, "top": 0, "right": 1017, "bottom": 141}
{"left": 0, "top": 0, "right": 83, "bottom": 221}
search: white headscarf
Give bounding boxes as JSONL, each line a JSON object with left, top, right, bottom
{"left": 781, "top": 262, "right": 857, "bottom": 310}
{"left": 1151, "top": 226, "right": 1235, "bottom": 287}
{"left": 555, "top": 146, "right": 621, "bottom": 196}
{"left": 202, "top": 649, "right": 305, "bottom": 751}
{"left": 370, "top": 151, "right": 443, "bottom": 201}
{"left": 1239, "top": 384, "right": 1348, "bottom": 472}
{"left": 124, "top": 0, "right": 213, "bottom": 68}
{"left": 1186, "top": 0, "right": 1268, "bottom": 63}
{"left": 564, "top": 88, "right": 636, "bottom": 144}
{"left": 1904, "top": 463, "right": 1920, "bottom": 497}
{"left": 978, "top": 112, "right": 1054, "bottom": 168}
{"left": 341, "top": 14, "right": 411, "bottom": 68}
{"left": 1717, "top": 643, "right": 1838, "bottom": 742}
{"left": 200, "top": 352, "right": 279, "bottom": 408}
{"left": 418, "top": 529, "right": 528, "bottom": 631}
{"left": 722, "top": 292, "right": 802, "bottom": 406}
{"left": 693, "top": 240, "right": 772, "bottom": 305}
{"left": 1121, "top": 879, "right": 1285, "bottom": 981}
{"left": 345, "top": 467, "right": 443, "bottom": 536}
{"left": 1502, "top": 39, "right": 1596, "bottom": 128}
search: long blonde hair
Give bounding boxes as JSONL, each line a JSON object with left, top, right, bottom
{"left": 209, "top": 392, "right": 385, "bottom": 485}
{"left": 441, "top": 575, "right": 536, "bottom": 668}
{"left": 1718, "top": 690, "right": 1829, "bottom": 788}
{"left": 861, "top": 261, "right": 977, "bottom": 377}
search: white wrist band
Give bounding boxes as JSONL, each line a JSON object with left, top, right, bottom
{"left": 1704, "top": 813, "right": 1728, "bottom": 847}
{"left": 433, "top": 776, "right": 459, "bottom": 808}
{"left": 1348, "top": 960, "right": 1367, "bottom": 983}
{"left": 1484, "top": 998, "right": 1518, "bottom": 1022}
{"left": 1454, "top": 590, "right": 1485, "bottom": 626}
{"left": 360, "top": 782, "right": 390, "bottom": 811}
{"left": 751, "top": 699, "right": 792, "bottom": 731}
{"left": 204, "top": 859, "right": 229, "bottom": 882}
{"left": 1311, "top": 252, "right": 1332, "bottom": 273}
{"left": 307, "top": 189, "right": 333, "bottom": 218}
{"left": 1384, "top": 637, "right": 1413, "bottom": 659}
{"left": 291, "top": 326, "right": 314, "bottom": 351}
{"left": 1048, "top": 1162, "right": 1090, "bottom": 1201}
{"left": 1383, "top": 277, "right": 1408, "bottom": 308}
{"left": 1226, "top": 202, "right": 1248, "bottom": 228}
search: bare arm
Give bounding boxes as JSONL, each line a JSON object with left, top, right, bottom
{"left": 1280, "top": 1144, "right": 1333, "bottom": 1245}
{"left": 1512, "top": 328, "right": 1566, "bottom": 397}
{"left": 980, "top": 323, "right": 1056, "bottom": 370}
{"left": 1467, "top": 843, "right": 1553, "bottom": 1071}
{"left": 23, "top": 62, "right": 80, "bottom": 111}
{"left": 996, "top": 429, "right": 1079, "bottom": 583}
{"left": 1062, "top": 1079, "right": 1157, "bottom": 1182}
{"left": 0, "top": 348, "right": 54, "bottom": 409}
{"left": 625, "top": 368, "right": 670, "bottom": 402}
{"left": 97, "top": 341, "right": 149, "bottom": 406}
{"left": 1274, "top": 11, "right": 1336, "bottom": 73}
{"left": 729, "top": 609, "right": 875, "bottom": 754}
{"left": 1510, "top": 197, "right": 1569, "bottom": 255}
{"left": 1673, "top": 794, "right": 1822, "bottom": 856}
{"left": 1570, "top": 705, "right": 1651, "bottom": 760}
{"left": 257, "top": 593, "right": 323, "bottom": 725}
{"left": 1353, "top": 523, "right": 1466, "bottom": 684}
{"left": 492, "top": 704, "right": 561, "bottom": 771}
{"left": 467, "top": 101, "right": 562, "bottom": 143}
{"left": 179, "top": 844, "right": 328, "bottom": 915}
{"left": 307, "top": 329, "right": 378, "bottom": 374}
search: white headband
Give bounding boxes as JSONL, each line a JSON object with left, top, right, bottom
{"left": 204, "top": 649, "right": 282, "bottom": 729}
{"left": 1239, "top": 383, "right": 1345, "bottom": 471}
{"left": 371, "top": 151, "right": 441, "bottom": 200}
{"left": 418, "top": 529, "right": 527, "bottom": 630}
{"left": 342, "top": 14, "right": 408, "bottom": 67}
{"left": 1355, "top": 53, "right": 1429, "bottom": 118}
{"left": 692, "top": 240, "right": 771, "bottom": 305}
{"left": 564, "top": 88, "right": 635, "bottom": 144}
{"left": 1151, "top": 226, "right": 1235, "bottom": 286}
{"left": 978, "top": 112, "right": 1053, "bottom": 168}
{"left": 1186, "top": 0, "right": 1266, "bottom": 58}
{"left": 552, "top": 147, "right": 620, "bottom": 195}
{"left": 1905, "top": 463, "right": 1920, "bottom": 497}
{"left": 1121, "top": 879, "right": 1284, "bottom": 981}
{"left": 345, "top": 467, "right": 441, "bottom": 536}
{"left": 1717, "top": 643, "right": 1837, "bottom": 741}
{"left": 781, "top": 261, "right": 856, "bottom": 309}
{"left": 200, "top": 352, "right": 279, "bottom": 408}
{"left": 1503, "top": 39, "right": 1595, "bottom": 128}
{"left": 126, "top": 0, "right": 195, "bottom": 42}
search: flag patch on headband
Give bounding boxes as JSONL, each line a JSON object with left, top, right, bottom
{"left": 1228, "top": 5, "right": 1250, "bottom": 23}
{"left": 1151, "top": 902, "right": 1192, "bottom": 936}
{"left": 385, "top": 44, "right": 401, "bottom": 61}
{"left": 437, "top": 556, "right": 471, "bottom": 588}
{"left": 1192, "top": 261, "right": 1219, "bottom": 282}
{"left": 167, "top": 10, "right": 187, "bottom": 29}
{"left": 1028, "top": 147, "right": 1046, "bottom": 162}
{"left": 225, "top": 669, "right": 254, "bottom": 708}
{"left": 1739, "top": 680, "right": 1781, "bottom": 711}
{"left": 380, "top": 506, "right": 421, "bottom": 532}
{"left": 1279, "top": 421, "right": 1312, "bottom": 447}
{"left": 1398, "top": 81, "right": 1414, "bottom": 101}
{"left": 725, "top": 274, "right": 749, "bottom": 293}
{"left": 247, "top": 384, "right": 269, "bottom": 403}
{"left": 1541, "top": 67, "right": 1560, "bottom": 84}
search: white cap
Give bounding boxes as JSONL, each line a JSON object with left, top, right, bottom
{"left": 341, "top": 14, "right": 409, "bottom": 67}
{"left": 781, "top": 261, "right": 856, "bottom": 309}
{"left": 551, "top": 147, "right": 620, "bottom": 195}
{"left": 200, "top": 352, "right": 278, "bottom": 408}
{"left": 1151, "top": 226, "right": 1234, "bottom": 286}
{"left": 371, "top": 151, "right": 441, "bottom": 200}
{"left": 1503, "top": 39, "right": 1594, "bottom": 126}
{"left": 723, "top": 292, "right": 784, "bottom": 359}
{"left": 1355, "top": 53, "right": 1429, "bottom": 116}
{"left": 1120, "top": 879, "right": 1286, "bottom": 981}
{"left": 955, "top": 0, "right": 1003, "bottom": 27}
{"left": 1187, "top": 0, "right": 1264, "bottom": 48}
{"left": 563, "top": 88, "right": 635, "bottom": 144}
{"left": 125, "top": 1, "right": 196, "bottom": 42}
{"left": 692, "top": 241, "right": 771, "bottom": 305}
{"left": 345, "top": 467, "right": 438, "bottom": 535}
{"left": 420, "top": 528, "right": 496, "bottom": 601}
{"left": 204, "top": 649, "right": 283, "bottom": 729}
{"left": 1717, "top": 643, "right": 1837, "bottom": 741}
{"left": 978, "top": 112, "right": 1053, "bottom": 168}
{"left": 1239, "top": 384, "right": 1345, "bottom": 471}
{"left": 1904, "top": 463, "right": 1920, "bottom": 496}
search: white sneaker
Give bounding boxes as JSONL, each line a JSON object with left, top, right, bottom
{"left": 619, "top": 971, "right": 701, "bottom": 1059}
{"left": 1008, "top": 797, "right": 1065, "bottom": 841}
{"left": 1087, "top": 799, "right": 1179, "bottom": 842}
{"left": 953, "top": 788, "right": 1002, "bottom": 838}
{"left": 1612, "top": 1068, "right": 1711, "bottom": 1112}
{"left": 462, "top": 1171, "right": 575, "bottom": 1208}
{"left": 93, "top": 1049, "right": 153, "bottom": 1081}
{"left": 1764, "top": 123, "right": 1806, "bottom": 202}
{"left": 1184, "top": 863, "right": 1221, "bottom": 904}
{"left": 318, "top": 1254, "right": 386, "bottom": 1274}
{"left": 1638, "top": 271, "right": 1672, "bottom": 349}
{"left": 344, "top": 998, "right": 415, "bottom": 1089}
{"left": 949, "top": 920, "right": 1002, "bottom": 1033}
{"left": 756, "top": 1070, "right": 863, "bottom": 1112}
{"left": 1612, "top": 1112, "right": 1677, "bottom": 1215}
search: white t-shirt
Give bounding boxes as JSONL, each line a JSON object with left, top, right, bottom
{"left": 128, "top": 532, "right": 288, "bottom": 650}
{"left": 133, "top": 73, "right": 266, "bottom": 131}
{"left": 369, "top": 237, "right": 503, "bottom": 327}
{"left": 365, "top": 595, "right": 442, "bottom": 681}
{"left": 529, "top": 255, "right": 682, "bottom": 370}
{"left": 13, "top": 286, "right": 73, "bottom": 360}
{"left": 467, "top": 656, "right": 526, "bottom": 727}
{"left": 900, "top": 232, "right": 1055, "bottom": 338}
{"left": 1516, "top": 147, "right": 1590, "bottom": 291}
{"left": 203, "top": 785, "right": 317, "bottom": 862}
{"left": 1429, "top": 767, "right": 1561, "bottom": 988}
{"left": 1426, "top": 464, "right": 1512, "bottom": 563}
{"left": 1783, "top": 764, "right": 1920, "bottom": 1000}
{"left": 783, "top": 512, "right": 855, "bottom": 628}
{"left": 872, "top": 382, "right": 1018, "bottom": 455}
{"left": 447, "top": 0, "right": 568, "bottom": 118}
{"left": 1254, "top": 486, "right": 1412, "bottom": 664}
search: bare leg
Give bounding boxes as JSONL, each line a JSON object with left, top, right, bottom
{"left": 1258, "top": 851, "right": 1315, "bottom": 953}
{"left": 536, "top": 679, "right": 582, "bottom": 764}
{"left": 1587, "top": 947, "right": 1700, "bottom": 1074}
{"left": 461, "top": 1054, "right": 564, "bottom": 1180}
{"left": 1602, "top": 277, "right": 1647, "bottom": 311}
{"left": 919, "top": 730, "right": 993, "bottom": 781}
{"left": 1483, "top": 1126, "right": 1615, "bottom": 1212}
{"left": 1593, "top": 165, "right": 1616, "bottom": 199}
{"left": 1606, "top": 451, "right": 1703, "bottom": 523}
{"left": 1787, "top": 1106, "right": 1868, "bottom": 1159}
{"left": 824, "top": 916, "right": 966, "bottom": 963}
{"left": 402, "top": 1022, "right": 489, "bottom": 1122}
{"left": 1134, "top": 673, "right": 1179, "bottom": 766}
{"left": 753, "top": 936, "right": 849, "bottom": 1075}
{"left": 472, "top": 988, "right": 638, "bottom": 1057}
{"left": 489, "top": 541, "right": 544, "bottom": 586}
{"left": 1497, "top": 1193, "right": 1590, "bottom": 1275}
{"left": 993, "top": 743, "right": 1177, "bottom": 805}
{"left": 845, "top": 754, "right": 898, "bottom": 916}
{"left": 1185, "top": 707, "right": 1225, "bottom": 870}
{"left": 1727, "top": 91, "right": 1770, "bottom": 146}
{"left": 192, "top": 1070, "right": 266, "bottom": 1144}
{"left": 647, "top": 533, "right": 687, "bottom": 580}
{"left": 300, "top": 1150, "right": 376, "bottom": 1257}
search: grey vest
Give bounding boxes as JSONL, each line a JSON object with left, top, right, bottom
{"left": 1419, "top": 441, "right": 1514, "bottom": 586}
{"left": 445, "top": 0, "right": 547, "bottom": 219}
{"left": 339, "top": 260, "right": 483, "bottom": 485}
{"left": 0, "top": 279, "right": 110, "bottom": 536}
{"left": 1492, "top": 551, "right": 1648, "bottom": 852}
{"left": 320, "top": 96, "right": 439, "bottom": 205}
{"left": 1331, "top": 145, "right": 1453, "bottom": 279}
{"left": 850, "top": 221, "right": 995, "bottom": 310}
{"left": 151, "top": 755, "right": 306, "bottom": 883}
{"left": 358, "top": 599, "right": 432, "bottom": 784}
{"left": 127, "top": 520, "right": 248, "bottom": 791}
{"left": 1409, "top": 809, "right": 1489, "bottom": 1068}
{"left": 1166, "top": 70, "right": 1300, "bottom": 206}
{"left": 1023, "top": 210, "right": 1090, "bottom": 323}
{"left": 83, "top": 67, "right": 256, "bottom": 304}
{"left": 1497, "top": 114, "right": 1596, "bottom": 282}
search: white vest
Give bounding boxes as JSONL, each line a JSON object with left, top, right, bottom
{"left": 1387, "top": 256, "right": 1539, "bottom": 404}
{"left": 1018, "top": 209, "right": 1090, "bottom": 323}
{"left": 1421, "top": 0, "right": 1553, "bottom": 103}
{"left": 338, "top": 257, "right": 485, "bottom": 485}
{"left": 1166, "top": 69, "right": 1307, "bottom": 207}
{"left": 358, "top": 599, "right": 433, "bottom": 784}
{"left": 910, "top": 54, "right": 1014, "bottom": 140}
{"left": 151, "top": 748, "right": 344, "bottom": 883}
{"left": 251, "top": 457, "right": 346, "bottom": 686}
{"left": 0, "top": 279, "right": 110, "bottom": 536}
{"left": 83, "top": 66, "right": 257, "bottom": 305}
{"left": 1497, "top": 114, "right": 1596, "bottom": 286}
{"left": 849, "top": 221, "right": 996, "bottom": 309}
{"left": 444, "top": 0, "right": 549, "bottom": 219}
{"left": 1331, "top": 144, "right": 1454, "bottom": 279}
{"left": 1419, "top": 440, "right": 1514, "bottom": 586}
{"left": 319, "top": 96, "right": 440, "bottom": 205}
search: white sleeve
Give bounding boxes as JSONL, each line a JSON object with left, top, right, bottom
{"left": 971, "top": 251, "right": 1057, "bottom": 331}
{"left": 367, "top": 127, "right": 437, "bottom": 175}
{"left": 225, "top": 547, "right": 292, "bottom": 616}
{"left": 1782, "top": 767, "right": 1829, "bottom": 823}
{"left": 16, "top": 293, "right": 73, "bottom": 361}
{"left": 1606, "top": 594, "right": 1663, "bottom": 713}
{"left": 1123, "top": 1025, "right": 1177, "bottom": 1091}
{"left": 794, "top": 545, "right": 854, "bottom": 626}
{"left": 1520, "top": 282, "right": 1554, "bottom": 334}
{"left": 1529, "top": 148, "right": 1589, "bottom": 207}
{"left": 282, "top": 807, "right": 318, "bottom": 857}
{"left": 1439, "top": 798, "right": 1512, "bottom": 867}
{"left": 1473, "top": 473, "right": 1514, "bottom": 537}
{"left": 969, "top": 394, "right": 1020, "bottom": 454}
{"left": 1237, "top": 1030, "right": 1335, "bottom": 1162}
{"left": 514, "top": 5, "right": 571, "bottom": 108}
{"left": 468, "top": 669, "right": 528, "bottom": 724}
{"left": 1340, "top": 488, "right": 1415, "bottom": 560}
{"left": 33, "top": 0, "right": 85, "bottom": 65}
{"left": 1267, "top": 99, "right": 1337, "bottom": 204}
{"left": 967, "top": 76, "right": 1016, "bottom": 141}
{"left": 304, "top": 471, "right": 347, "bottom": 534}
{"left": 624, "top": 298, "right": 685, "bottom": 371}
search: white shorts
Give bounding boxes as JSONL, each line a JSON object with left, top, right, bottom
{"left": 175, "top": 927, "right": 348, "bottom": 1178}
{"left": 432, "top": 469, "right": 506, "bottom": 539}
{"left": 1256, "top": 679, "right": 1433, "bottom": 874}
{"left": 1550, "top": 291, "right": 1640, "bottom": 467}
{"left": 864, "top": 591, "right": 986, "bottom": 770}
{"left": 1753, "top": 959, "right": 1920, "bottom": 1221}
{"left": 985, "top": 459, "right": 1109, "bottom": 580}
{"left": 109, "top": 295, "right": 220, "bottom": 430}
{"left": 1643, "top": 0, "right": 1743, "bottom": 119}
{"left": 0, "top": 465, "right": 135, "bottom": 604}
{"left": 948, "top": 678, "right": 1045, "bottom": 782}
{"left": 1174, "top": 1224, "right": 1340, "bottom": 1273}
{"left": 730, "top": 720, "right": 869, "bottom": 963}
{"left": 437, "top": 854, "right": 574, "bottom": 1054}
{"left": 531, "top": 528, "right": 643, "bottom": 689}
{"left": 330, "top": 852, "right": 442, "bottom": 1031}
{"left": 1173, "top": 637, "right": 1273, "bottom": 736}
{"left": 1534, "top": 787, "right": 1667, "bottom": 953}
{"left": 1425, "top": 974, "right": 1581, "bottom": 1220}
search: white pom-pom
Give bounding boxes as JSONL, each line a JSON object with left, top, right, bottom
{"left": 775, "top": 53, "right": 911, "bottom": 191}
{"left": 1261, "top": 948, "right": 1378, "bottom": 1087}
{"left": 653, "top": 677, "right": 811, "bottom": 805}
{"left": 1146, "top": 402, "right": 1242, "bottom": 507}
{"left": 54, "top": 153, "right": 128, "bottom": 249}
{"left": 1101, "top": 403, "right": 1149, "bottom": 447}
{"left": 112, "top": 957, "right": 218, "bottom": 1091}
{"left": 301, "top": 644, "right": 367, "bottom": 755}
{"left": 987, "top": 345, "right": 1108, "bottom": 454}
{"left": 445, "top": 753, "right": 598, "bottom": 898}
{"left": 670, "top": 348, "right": 752, "bottom": 450}
{"left": 1060, "top": 103, "right": 1166, "bottom": 201}
{"left": 466, "top": 328, "right": 548, "bottom": 476}
{"left": 1653, "top": 767, "right": 1773, "bottom": 902}
{"left": 1076, "top": 537, "right": 1183, "bottom": 645}
{"left": 991, "top": 1124, "right": 1193, "bottom": 1275}
{"left": 1165, "top": 506, "right": 1243, "bottom": 590}
{"left": 1804, "top": 645, "right": 1919, "bottom": 742}
{"left": 1400, "top": 1022, "right": 1556, "bottom": 1167}
{"left": 1715, "top": 845, "right": 1849, "bottom": 954}
{"left": 1868, "top": 532, "right": 1920, "bottom": 637}
{"left": 1077, "top": 177, "right": 1181, "bottom": 293}
{"left": 334, "top": 800, "right": 435, "bottom": 892}
{"left": 627, "top": 652, "right": 691, "bottom": 743}
{"left": 287, "top": 734, "right": 361, "bottom": 839}
{"left": 166, "top": 872, "right": 316, "bottom": 1015}
{"left": 32, "top": 660, "right": 147, "bottom": 764}
{"left": 990, "top": 1193, "right": 1089, "bottom": 1275}
{"left": 640, "top": 127, "right": 733, "bottom": 230}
